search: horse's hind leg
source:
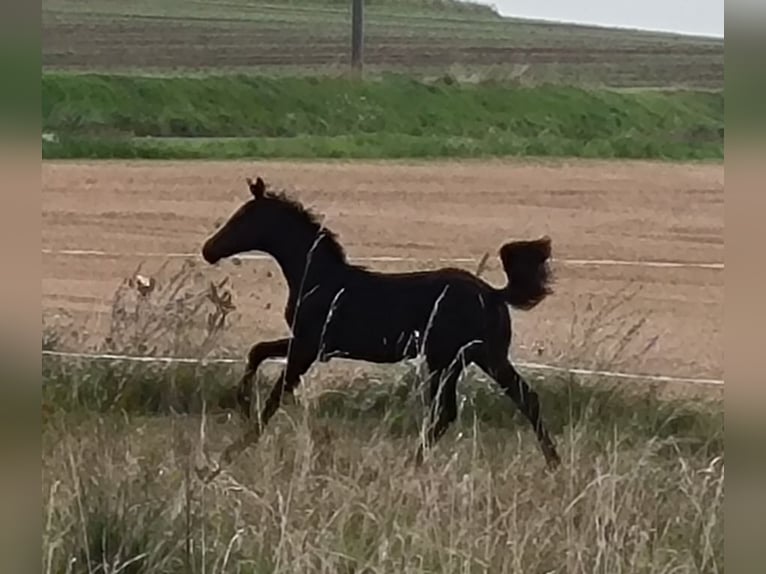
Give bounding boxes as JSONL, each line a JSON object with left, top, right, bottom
{"left": 415, "top": 360, "right": 463, "bottom": 464}
{"left": 479, "top": 357, "right": 560, "bottom": 469}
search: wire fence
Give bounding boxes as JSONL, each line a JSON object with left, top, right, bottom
{"left": 41, "top": 349, "right": 724, "bottom": 387}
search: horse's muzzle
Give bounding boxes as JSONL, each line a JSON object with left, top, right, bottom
{"left": 201, "top": 241, "right": 220, "bottom": 264}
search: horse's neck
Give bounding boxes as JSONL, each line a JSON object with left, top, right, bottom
{"left": 269, "top": 232, "right": 346, "bottom": 295}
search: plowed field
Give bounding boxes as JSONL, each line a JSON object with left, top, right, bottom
{"left": 42, "top": 158, "right": 723, "bottom": 388}
{"left": 42, "top": 0, "right": 723, "bottom": 87}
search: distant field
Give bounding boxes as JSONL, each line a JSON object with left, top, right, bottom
{"left": 43, "top": 0, "right": 723, "bottom": 88}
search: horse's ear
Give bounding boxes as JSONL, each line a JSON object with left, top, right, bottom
{"left": 246, "top": 177, "right": 266, "bottom": 199}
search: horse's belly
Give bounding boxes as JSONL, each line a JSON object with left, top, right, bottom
{"left": 319, "top": 326, "right": 421, "bottom": 364}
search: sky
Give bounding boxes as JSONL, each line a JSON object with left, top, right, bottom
{"left": 483, "top": 0, "right": 724, "bottom": 38}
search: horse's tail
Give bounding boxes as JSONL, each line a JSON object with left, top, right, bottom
{"left": 495, "top": 236, "right": 553, "bottom": 310}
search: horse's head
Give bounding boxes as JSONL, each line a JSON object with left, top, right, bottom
{"left": 202, "top": 177, "right": 277, "bottom": 264}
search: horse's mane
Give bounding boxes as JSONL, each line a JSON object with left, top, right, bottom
{"left": 265, "top": 188, "right": 348, "bottom": 263}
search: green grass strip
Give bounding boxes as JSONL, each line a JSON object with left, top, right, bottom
{"left": 43, "top": 73, "right": 724, "bottom": 160}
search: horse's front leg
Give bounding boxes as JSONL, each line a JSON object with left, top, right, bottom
{"left": 211, "top": 346, "right": 315, "bottom": 475}
{"left": 238, "top": 338, "right": 292, "bottom": 419}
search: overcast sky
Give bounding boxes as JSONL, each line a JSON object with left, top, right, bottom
{"left": 484, "top": 1, "right": 723, "bottom": 37}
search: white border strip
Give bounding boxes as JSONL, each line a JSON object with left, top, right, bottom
{"left": 41, "top": 249, "right": 724, "bottom": 270}
{"left": 41, "top": 349, "right": 723, "bottom": 386}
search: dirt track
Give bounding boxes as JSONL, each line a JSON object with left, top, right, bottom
{"left": 42, "top": 159, "right": 723, "bottom": 385}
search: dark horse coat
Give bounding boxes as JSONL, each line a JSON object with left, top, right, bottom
{"left": 202, "top": 177, "right": 561, "bottom": 469}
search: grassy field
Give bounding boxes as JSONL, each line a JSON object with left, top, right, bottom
{"left": 43, "top": 73, "right": 724, "bottom": 160}
{"left": 42, "top": 360, "right": 723, "bottom": 573}
{"left": 41, "top": 270, "right": 723, "bottom": 573}
{"left": 43, "top": 0, "right": 723, "bottom": 88}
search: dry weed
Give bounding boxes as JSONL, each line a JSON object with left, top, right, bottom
{"left": 103, "top": 259, "right": 237, "bottom": 359}
{"left": 42, "top": 404, "right": 723, "bottom": 574}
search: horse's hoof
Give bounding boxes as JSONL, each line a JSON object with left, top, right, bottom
{"left": 411, "top": 444, "right": 426, "bottom": 468}
{"left": 544, "top": 454, "right": 562, "bottom": 472}
{"left": 282, "top": 392, "right": 299, "bottom": 407}
{"left": 194, "top": 462, "right": 222, "bottom": 483}
{"left": 236, "top": 386, "right": 251, "bottom": 417}
{"left": 236, "top": 398, "right": 252, "bottom": 420}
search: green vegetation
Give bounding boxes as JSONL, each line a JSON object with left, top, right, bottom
{"left": 42, "top": 354, "right": 723, "bottom": 456}
{"left": 45, "top": 0, "right": 501, "bottom": 20}
{"left": 43, "top": 73, "right": 724, "bottom": 160}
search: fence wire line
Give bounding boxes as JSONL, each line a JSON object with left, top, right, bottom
{"left": 41, "top": 349, "right": 724, "bottom": 387}
{"left": 41, "top": 248, "right": 724, "bottom": 270}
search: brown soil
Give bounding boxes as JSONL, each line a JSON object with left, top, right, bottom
{"left": 42, "top": 158, "right": 723, "bottom": 388}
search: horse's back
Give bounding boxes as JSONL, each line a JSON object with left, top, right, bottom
{"left": 300, "top": 264, "right": 509, "bottom": 365}
{"left": 360, "top": 266, "right": 492, "bottom": 292}
{"left": 342, "top": 266, "right": 507, "bottom": 348}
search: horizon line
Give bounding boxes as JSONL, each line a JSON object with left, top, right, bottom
{"left": 494, "top": 11, "right": 723, "bottom": 40}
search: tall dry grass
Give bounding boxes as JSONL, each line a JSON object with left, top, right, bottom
{"left": 42, "top": 261, "right": 723, "bottom": 573}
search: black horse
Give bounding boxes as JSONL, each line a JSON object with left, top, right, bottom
{"left": 201, "top": 177, "right": 560, "bottom": 470}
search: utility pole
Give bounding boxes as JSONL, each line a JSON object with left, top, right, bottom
{"left": 351, "top": 0, "right": 364, "bottom": 76}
